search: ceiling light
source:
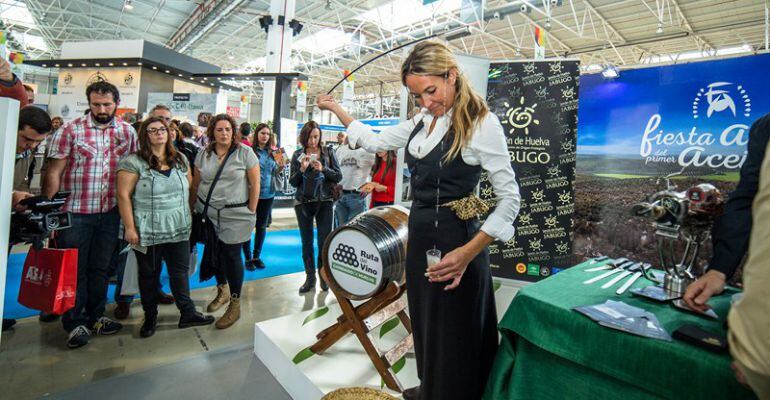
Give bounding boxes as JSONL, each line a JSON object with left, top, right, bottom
{"left": 289, "top": 19, "right": 304, "bottom": 37}
{"left": 122, "top": 62, "right": 128, "bottom": 66}
{"left": 67, "top": 63, "right": 73, "bottom": 67}
{"left": 165, "top": 70, "right": 170, "bottom": 73}
{"left": 203, "top": 77, "right": 207, "bottom": 80}
{"left": 42, "top": 64, "right": 47, "bottom": 67}
{"left": 137, "top": 62, "right": 142, "bottom": 66}
{"left": 189, "top": 77, "right": 194, "bottom": 80}
{"left": 656, "top": 23, "right": 663, "bottom": 34}
{"left": 152, "top": 66, "right": 157, "bottom": 70}
{"left": 545, "top": 19, "right": 551, "bottom": 29}
{"left": 178, "top": 74, "right": 183, "bottom": 77}
{"left": 95, "top": 63, "right": 100, "bottom": 66}
{"left": 601, "top": 64, "right": 619, "bottom": 79}
{"left": 258, "top": 15, "right": 274, "bottom": 34}
{"left": 54, "top": 64, "right": 60, "bottom": 67}
{"left": 81, "top": 63, "right": 86, "bottom": 67}
{"left": 109, "top": 62, "right": 114, "bottom": 66}
{"left": 124, "top": 0, "right": 133, "bottom": 11}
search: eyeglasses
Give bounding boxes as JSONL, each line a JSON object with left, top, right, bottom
{"left": 147, "top": 127, "right": 168, "bottom": 135}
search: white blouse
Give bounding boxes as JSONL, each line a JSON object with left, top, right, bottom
{"left": 346, "top": 108, "right": 520, "bottom": 242}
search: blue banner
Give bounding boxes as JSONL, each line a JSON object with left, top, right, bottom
{"left": 578, "top": 53, "right": 770, "bottom": 179}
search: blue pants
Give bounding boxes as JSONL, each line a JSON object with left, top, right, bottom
{"left": 334, "top": 193, "right": 366, "bottom": 226}
{"left": 57, "top": 208, "right": 120, "bottom": 332}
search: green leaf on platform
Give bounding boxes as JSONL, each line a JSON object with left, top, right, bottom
{"left": 379, "top": 318, "right": 401, "bottom": 338}
{"left": 292, "top": 347, "right": 315, "bottom": 364}
{"left": 493, "top": 280, "right": 502, "bottom": 292}
{"left": 302, "top": 306, "right": 329, "bottom": 326}
{"left": 392, "top": 356, "right": 406, "bottom": 375}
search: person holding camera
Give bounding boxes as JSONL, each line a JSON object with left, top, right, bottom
{"left": 289, "top": 121, "right": 342, "bottom": 293}
{"left": 2, "top": 104, "right": 53, "bottom": 332}
{"left": 117, "top": 117, "right": 215, "bottom": 338}
{"left": 43, "top": 81, "right": 137, "bottom": 349}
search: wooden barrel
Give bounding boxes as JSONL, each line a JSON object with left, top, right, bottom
{"left": 322, "top": 205, "right": 409, "bottom": 300}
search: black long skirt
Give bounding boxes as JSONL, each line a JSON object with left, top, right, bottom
{"left": 405, "top": 205, "right": 498, "bottom": 400}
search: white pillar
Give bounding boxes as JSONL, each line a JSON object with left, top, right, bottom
{"left": 261, "top": 0, "right": 296, "bottom": 123}
{"left": 0, "top": 98, "right": 21, "bottom": 344}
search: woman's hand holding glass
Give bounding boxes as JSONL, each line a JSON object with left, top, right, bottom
{"left": 425, "top": 246, "right": 474, "bottom": 291}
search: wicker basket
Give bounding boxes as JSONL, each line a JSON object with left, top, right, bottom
{"left": 321, "top": 387, "right": 398, "bottom": 400}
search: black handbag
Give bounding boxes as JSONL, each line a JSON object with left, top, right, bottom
{"left": 191, "top": 148, "right": 235, "bottom": 243}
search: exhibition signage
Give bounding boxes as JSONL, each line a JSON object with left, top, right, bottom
{"left": 578, "top": 53, "right": 770, "bottom": 177}
{"left": 146, "top": 92, "right": 219, "bottom": 123}
{"left": 572, "top": 53, "right": 770, "bottom": 271}
{"left": 482, "top": 60, "right": 580, "bottom": 282}
{"left": 53, "top": 68, "right": 141, "bottom": 122}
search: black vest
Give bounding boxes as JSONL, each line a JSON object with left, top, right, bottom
{"left": 405, "top": 120, "right": 481, "bottom": 206}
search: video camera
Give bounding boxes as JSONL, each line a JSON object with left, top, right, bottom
{"left": 10, "top": 191, "right": 72, "bottom": 248}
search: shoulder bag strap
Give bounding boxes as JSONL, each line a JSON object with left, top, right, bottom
{"left": 201, "top": 148, "right": 236, "bottom": 218}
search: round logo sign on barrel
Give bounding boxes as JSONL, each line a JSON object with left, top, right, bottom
{"left": 323, "top": 205, "right": 409, "bottom": 300}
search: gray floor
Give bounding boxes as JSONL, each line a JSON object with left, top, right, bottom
{"left": 45, "top": 344, "right": 291, "bottom": 400}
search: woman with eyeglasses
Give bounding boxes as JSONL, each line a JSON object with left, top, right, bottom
{"left": 116, "top": 117, "right": 215, "bottom": 338}
{"left": 192, "top": 114, "right": 260, "bottom": 329}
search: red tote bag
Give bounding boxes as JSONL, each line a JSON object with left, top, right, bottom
{"left": 18, "top": 248, "right": 78, "bottom": 315}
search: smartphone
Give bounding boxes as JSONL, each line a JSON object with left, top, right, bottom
{"left": 309, "top": 153, "right": 318, "bottom": 161}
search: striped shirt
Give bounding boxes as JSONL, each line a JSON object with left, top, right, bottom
{"left": 47, "top": 114, "right": 138, "bottom": 214}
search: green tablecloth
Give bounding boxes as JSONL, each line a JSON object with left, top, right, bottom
{"left": 484, "top": 259, "right": 756, "bottom": 400}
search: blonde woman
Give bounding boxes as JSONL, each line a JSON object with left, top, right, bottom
{"left": 317, "top": 40, "right": 520, "bottom": 400}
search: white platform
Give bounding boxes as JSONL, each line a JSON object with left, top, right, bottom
{"left": 254, "top": 281, "right": 522, "bottom": 400}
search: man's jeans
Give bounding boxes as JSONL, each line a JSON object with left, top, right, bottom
{"left": 57, "top": 208, "right": 120, "bottom": 332}
{"left": 335, "top": 193, "right": 367, "bottom": 227}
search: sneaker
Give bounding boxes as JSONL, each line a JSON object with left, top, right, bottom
{"left": 244, "top": 259, "right": 257, "bottom": 271}
{"left": 254, "top": 258, "right": 266, "bottom": 269}
{"left": 114, "top": 302, "right": 130, "bottom": 320}
{"left": 67, "top": 325, "right": 91, "bottom": 349}
{"left": 91, "top": 316, "right": 123, "bottom": 335}
{"left": 178, "top": 312, "right": 215, "bottom": 329}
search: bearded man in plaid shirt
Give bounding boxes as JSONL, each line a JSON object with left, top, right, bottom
{"left": 43, "top": 81, "right": 138, "bottom": 349}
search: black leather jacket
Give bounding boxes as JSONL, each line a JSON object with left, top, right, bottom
{"left": 289, "top": 146, "right": 342, "bottom": 202}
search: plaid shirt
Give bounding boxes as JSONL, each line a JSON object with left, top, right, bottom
{"left": 47, "top": 114, "right": 138, "bottom": 214}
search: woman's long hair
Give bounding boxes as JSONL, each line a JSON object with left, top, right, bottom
{"left": 137, "top": 117, "right": 186, "bottom": 172}
{"left": 205, "top": 113, "right": 241, "bottom": 157}
{"left": 252, "top": 123, "right": 276, "bottom": 151}
{"left": 372, "top": 151, "right": 396, "bottom": 182}
{"left": 401, "top": 40, "right": 488, "bottom": 161}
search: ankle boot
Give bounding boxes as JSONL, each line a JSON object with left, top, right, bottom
{"left": 215, "top": 295, "right": 241, "bottom": 329}
{"left": 207, "top": 284, "right": 230, "bottom": 312}
{"left": 318, "top": 270, "right": 329, "bottom": 291}
{"left": 299, "top": 273, "right": 316, "bottom": 293}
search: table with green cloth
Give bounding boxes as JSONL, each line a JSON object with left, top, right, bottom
{"left": 484, "top": 258, "right": 756, "bottom": 400}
